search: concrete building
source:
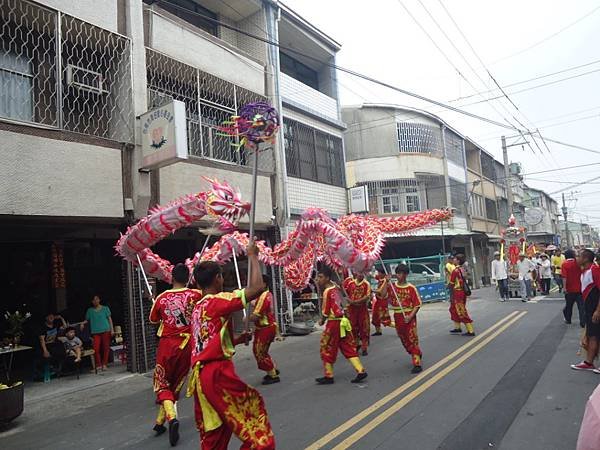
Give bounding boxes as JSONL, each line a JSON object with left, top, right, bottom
{"left": 560, "top": 221, "right": 599, "bottom": 248}
{"left": 343, "top": 104, "right": 501, "bottom": 287}
{"left": 522, "top": 186, "right": 560, "bottom": 246}
{"left": 0, "top": 0, "right": 345, "bottom": 369}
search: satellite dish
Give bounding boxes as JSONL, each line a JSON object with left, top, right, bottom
{"left": 524, "top": 208, "right": 544, "bottom": 226}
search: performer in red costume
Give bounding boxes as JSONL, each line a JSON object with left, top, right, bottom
{"left": 448, "top": 254, "right": 475, "bottom": 336}
{"left": 188, "top": 242, "right": 275, "bottom": 450}
{"left": 251, "top": 274, "right": 280, "bottom": 385}
{"left": 149, "top": 263, "right": 203, "bottom": 446}
{"left": 392, "top": 264, "right": 423, "bottom": 373}
{"left": 371, "top": 266, "right": 393, "bottom": 336}
{"left": 342, "top": 273, "right": 371, "bottom": 355}
{"left": 316, "top": 265, "right": 368, "bottom": 385}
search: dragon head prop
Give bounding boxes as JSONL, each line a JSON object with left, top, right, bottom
{"left": 203, "top": 177, "right": 251, "bottom": 234}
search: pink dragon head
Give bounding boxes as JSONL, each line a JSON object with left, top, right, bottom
{"left": 203, "top": 177, "right": 251, "bottom": 233}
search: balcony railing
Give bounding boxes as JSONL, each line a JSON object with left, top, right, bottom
{"left": 280, "top": 72, "right": 338, "bottom": 122}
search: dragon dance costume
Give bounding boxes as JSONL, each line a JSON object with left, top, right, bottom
{"left": 188, "top": 290, "right": 275, "bottom": 450}
{"left": 342, "top": 277, "right": 371, "bottom": 353}
{"left": 320, "top": 284, "right": 366, "bottom": 379}
{"left": 449, "top": 266, "right": 475, "bottom": 334}
{"left": 372, "top": 275, "right": 392, "bottom": 334}
{"left": 391, "top": 282, "right": 423, "bottom": 368}
{"left": 252, "top": 291, "right": 279, "bottom": 379}
{"left": 149, "top": 287, "right": 203, "bottom": 428}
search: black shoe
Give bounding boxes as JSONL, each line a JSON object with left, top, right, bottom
{"left": 564, "top": 320, "right": 572, "bottom": 324}
{"left": 153, "top": 424, "right": 166, "bottom": 436}
{"left": 462, "top": 332, "right": 476, "bottom": 337}
{"left": 521, "top": 299, "right": 528, "bottom": 302}
{"left": 450, "top": 329, "right": 462, "bottom": 334}
{"left": 168, "top": 419, "right": 180, "bottom": 446}
{"left": 262, "top": 369, "right": 281, "bottom": 381}
{"left": 315, "top": 376, "right": 334, "bottom": 385}
{"left": 372, "top": 332, "right": 382, "bottom": 336}
{"left": 262, "top": 375, "right": 281, "bottom": 385}
{"left": 362, "top": 349, "right": 368, "bottom": 356}
{"left": 351, "top": 372, "right": 368, "bottom": 383}
{"left": 581, "top": 323, "right": 586, "bottom": 328}
{"left": 411, "top": 365, "right": 423, "bottom": 374}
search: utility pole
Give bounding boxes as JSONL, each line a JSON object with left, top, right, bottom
{"left": 501, "top": 136, "right": 514, "bottom": 216}
{"left": 562, "top": 192, "right": 571, "bottom": 248}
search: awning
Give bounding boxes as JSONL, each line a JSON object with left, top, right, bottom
{"left": 486, "top": 234, "right": 503, "bottom": 241}
{"left": 384, "top": 226, "right": 474, "bottom": 238}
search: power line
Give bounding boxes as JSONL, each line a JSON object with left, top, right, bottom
{"left": 450, "top": 57, "right": 600, "bottom": 102}
{"left": 463, "top": 66, "right": 600, "bottom": 107}
{"left": 490, "top": 3, "right": 600, "bottom": 64}
{"left": 153, "top": 0, "right": 521, "bottom": 132}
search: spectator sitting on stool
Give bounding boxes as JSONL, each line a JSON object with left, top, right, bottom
{"left": 59, "top": 327, "right": 83, "bottom": 362}
{"left": 38, "top": 312, "right": 67, "bottom": 365}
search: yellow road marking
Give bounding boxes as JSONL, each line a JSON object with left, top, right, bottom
{"left": 332, "top": 311, "right": 528, "bottom": 449}
{"left": 305, "top": 311, "right": 523, "bottom": 450}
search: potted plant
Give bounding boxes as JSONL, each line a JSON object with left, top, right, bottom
{"left": 4, "top": 310, "right": 31, "bottom": 346}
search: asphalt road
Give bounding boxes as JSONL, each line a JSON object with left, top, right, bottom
{"left": 2, "top": 289, "right": 598, "bottom": 450}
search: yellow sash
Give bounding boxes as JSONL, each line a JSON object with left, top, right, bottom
{"left": 186, "top": 364, "right": 222, "bottom": 431}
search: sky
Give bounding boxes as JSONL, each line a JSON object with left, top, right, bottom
{"left": 284, "top": 0, "right": 600, "bottom": 226}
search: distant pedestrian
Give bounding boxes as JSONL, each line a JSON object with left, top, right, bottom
{"left": 539, "top": 254, "right": 552, "bottom": 295}
{"left": 562, "top": 249, "right": 585, "bottom": 327}
{"left": 81, "top": 295, "right": 114, "bottom": 371}
{"left": 552, "top": 249, "right": 566, "bottom": 293}
{"left": 491, "top": 251, "right": 509, "bottom": 302}
{"left": 516, "top": 253, "right": 535, "bottom": 302}
{"left": 571, "top": 249, "right": 600, "bottom": 372}
{"left": 448, "top": 254, "right": 475, "bottom": 336}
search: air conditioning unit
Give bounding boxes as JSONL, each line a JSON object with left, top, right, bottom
{"left": 66, "top": 64, "right": 106, "bottom": 94}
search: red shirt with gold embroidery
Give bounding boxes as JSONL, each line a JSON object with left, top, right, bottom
{"left": 149, "top": 288, "right": 202, "bottom": 337}
{"left": 390, "top": 283, "right": 422, "bottom": 311}
{"left": 322, "top": 285, "right": 345, "bottom": 319}
{"left": 375, "top": 276, "right": 394, "bottom": 302}
{"left": 253, "top": 291, "right": 276, "bottom": 328}
{"left": 191, "top": 289, "right": 246, "bottom": 366}
{"left": 342, "top": 277, "right": 371, "bottom": 306}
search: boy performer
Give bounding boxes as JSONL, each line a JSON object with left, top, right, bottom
{"left": 251, "top": 274, "right": 280, "bottom": 385}
{"left": 316, "top": 265, "right": 368, "bottom": 385}
{"left": 448, "top": 254, "right": 475, "bottom": 336}
{"left": 392, "top": 264, "right": 423, "bottom": 373}
{"left": 188, "top": 242, "right": 275, "bottom": 450}
{"left": 342, "top": 272, "right": 371, "bottom": 355}
{"left": 149, "top": 263, "right": 203, "bottom": 446}
{"left": 371, "top": 267, "right": 392, "bottom": 336}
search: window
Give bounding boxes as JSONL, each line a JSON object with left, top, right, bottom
{"left": 280, "top": 52, "right": 319, "bottom": 90}
{"left": 485, "top": 198, "right": 498, "bottom": 221}
{"left": 406, "top": 187, "right": 420, "bottom": 212}
{"left": 470, "top": 193, "right": 485, "bottom": 218}
{"left": 145, "top": 0, "right": 218, "bottom": 37}
{"left": 283, "top": 118, "right": 344, "bottom": 187}
{"left": 481, "top": 152, "right": 496, "bottom": 181}
{"left": 0, "top": 52, "right": 33, "bottom": 121}
{"left": 397, "top": 122, "right": 443, "bottom": 154}
{"left": 362, "top": 179, "right": 422, "bottom": 215}
{"left": 449, "top": 179, "right": 467, "bottom": 215}
{"left": 382, "top": 188, "right": 401, "bottom": 214}
{"left": 445, "top": 130, "right": 465, "bottom": 166}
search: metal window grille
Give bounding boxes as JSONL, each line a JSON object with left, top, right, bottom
{"left": 360, "top": 179, "right": 424, "bottom": 215}
{"left": 397, "top": 122, "right": 443, "bottom": 154}
{"left": 494, "top": 161, "right": 506, "bottom": 186}
{"left": 0, "top": 0, "right": 133, "bottom": 142}
{"left": 146, "top": 48, "right": 273, "bottom": 171}
{"left": 469, "top": 193, "right": 485, "bottom": 218}
{"left": 283, "top": 117, "right": 344, "bottom": 187}
{"left": 449, "top": 177, "right": 467, "bottom": 216}
{"left": 444, "top": 130, "right": 465, "bottom": 166}
{"left": 480, "top": 152, "right": 496, "bottom": 181}
{"left": 485, "top": 198, "right": 498, "bottom": 221}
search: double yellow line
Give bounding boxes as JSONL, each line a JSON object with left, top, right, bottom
{"left": 305, "top": 310, "right": 528, "bottom": 450}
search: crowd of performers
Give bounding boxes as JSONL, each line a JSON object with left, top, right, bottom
{"left": 147, "top": 243, "right": 475, "bottom": 449}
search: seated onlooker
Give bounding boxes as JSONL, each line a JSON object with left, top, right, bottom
{"left": 59, "top": 327, "right": 83, "bottom": 362}
{"left": 38, "top": 313, "right": 67, "bottom": 363}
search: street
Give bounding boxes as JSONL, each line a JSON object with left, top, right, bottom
{"left": 2, "top": 289, "right": 597, "bottom": 450}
